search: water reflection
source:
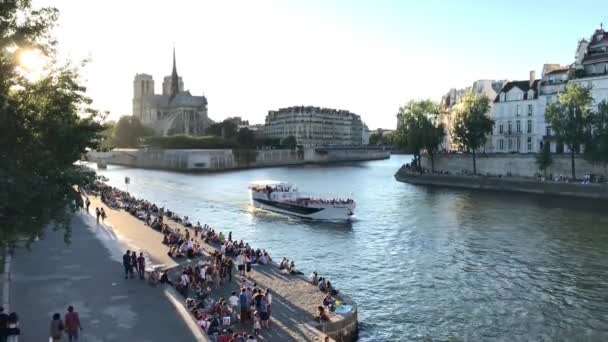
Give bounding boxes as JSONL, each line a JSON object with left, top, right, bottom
{"left": 89, "top": 157, "right": 608, "bottom": 341}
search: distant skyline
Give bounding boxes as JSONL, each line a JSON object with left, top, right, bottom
{"left": 33, "top": 0, "right": 607, "bottom": 129}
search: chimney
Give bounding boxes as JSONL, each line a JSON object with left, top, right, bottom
{"left": 529, "top": 70, "right": 536, "bottom": 87}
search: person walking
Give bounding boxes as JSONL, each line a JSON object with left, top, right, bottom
{"left": 85, "top": 198, "right": 91, "bottom": 213}
{"left": 64, "top": 306, "right": 81, "bottom": 342}
{"left": 130, "top": 251, "right": 138, "bottom": 278}
{"left": 95, "top": 208, "right": 100, "bottom": 224}
{"left": 137, "top": 252, "right": 146, "bottom": 280}
{"left": 239, "top": 288, "right": 250, "bottom": 323}
{"left": 49, "top": 313, "right": 64, "bottom": 342}
{"left": 100, "top": 208, "right": 106, "bottom": 222}
{"left": 123, "top": 250, "right": 132, "bottom": 279}
{"left": 236, "top": 253, "right": 245, "bottom": 277}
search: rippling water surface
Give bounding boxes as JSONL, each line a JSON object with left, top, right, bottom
{"left": 93, "top": 155, "right": 608, "bottom": 341}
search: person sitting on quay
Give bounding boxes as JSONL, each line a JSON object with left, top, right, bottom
{"left": 279, "top": 258, "right": 289, "bottom": 270}
{"left": 311, "top": 271, "right": 319, "bottom": 285}
{"left": 316, "top": 306, "right": 330, "bottom": 323}
{"left": 159, "top": 270, "right": 173, "bottom": 286}
{"left": 323, "top": 293, "right": 336, "bottom": 310}
{"left": 326, "top": 280, "right": 338, "bottom": 295}
{"left": 288, "top": 261, "right": 303, "bottom": 275}
{"left": 257, "top": 251, "right": 271, "bottom": 265}
{"left": 318, "top": 277, "right": 327, "bottom": 292}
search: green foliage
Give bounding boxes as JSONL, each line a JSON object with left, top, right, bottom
{"left": 111, "top": 115, "right": 155, "bottom": 148}
{"left": 206, "top": 120, "right": 238, "bottom": 139}
{"left": 255, "top": 137, "right": 282, "bottom": 149}
{"left": 98, "top": 120, "right": 116, "bottom": 150}
{"left": 0, "top": 1, "right": 106, "bottom": 244}
{"left": 236, "top": 127, "right": 256, "bottom": 148}
{"left": 452, "top": 92, "right": 493, "bottom": 174}
{"left": 369, "top": 132, "right": 382, "bottom": 146}
{"left": 545, "top": 83, "right": 594, "bottom": 179}
{"left": 142, "top": 135, "right": 236, "bottom": 149}
{"left": 584, "top": 100, "right": 608, "bottom": 173}
{"left": 369, "top": 132, "right": 395, "bottom": 146}
{"left": 395, "top": 100, "right": 445, "bottom": 171}
{"left": 536, "top": 143, "right": 553, "bottom": 176}
{"left": 281, "top": 135, "right": 298, "bottom": 149}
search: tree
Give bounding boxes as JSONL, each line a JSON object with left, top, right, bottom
{"left": 422, "top": 112, "right": 446, "bottom": 173}
{"left": 236, "top": 127, "right": 256, "bottom": 148}
{"left": 369, "top": 132, "right": 383, "bottom": 146}
{"left": 395, "top": 100, "right": 444, "bottom": 172}
{"left": 0, "top": 1, "right": 106, "bottom": 244}
{"left": 452, "top": 92, "right": 493, "bottom": 175}
{"left": 536, "top": 143, "right": 553, "bottom": 178}
{"left": 99, "top": 120, "right": 116, "bottom": 150}
{"left": 584, "top": 100, "right": 608, "bottom": 176}
{"left": 206, "top": 120, "right": 238, "bottom": 140}
{"left": 545, "top": 83, "right": 594, "bottom": 180}
{"left": 112, "top": 116, "right": 154, "bottom": 148}
{"left": 281, "top": 135, "right": 297, "bottom": 149}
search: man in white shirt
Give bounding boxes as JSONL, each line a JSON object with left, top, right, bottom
{"left": 180, "top": 272, "right": 189, "bottom": 287}
{"left": 228, "top": 291, "right": 239, "bottom": 320}
{"left": 236, "top": 253, "right": 245, "bottom": 276}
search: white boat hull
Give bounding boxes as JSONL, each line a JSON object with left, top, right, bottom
{"left": 250, "top": 193, "right": 355, "bottom": 221}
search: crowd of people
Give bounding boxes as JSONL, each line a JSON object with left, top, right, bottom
{"left": 85, "top": 181, "right": 346, "bottom": 341}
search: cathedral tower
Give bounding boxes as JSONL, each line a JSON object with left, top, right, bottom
{"left": 133, "top": 73, "right": 154, "bottom": 120}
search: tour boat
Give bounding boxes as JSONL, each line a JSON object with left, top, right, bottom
{"left": 248, "top": 180, "right": 356, "bottom": 221}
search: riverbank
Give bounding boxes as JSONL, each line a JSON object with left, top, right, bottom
{"left": 89, "top": 190, "right": 358, "bottom": 341}
{"left": 10, "top": 212, "right": 203, "bottom": 341}
{"left": 86, "top": 147, "right": 390, "bottom": 172}
{"left": 394, "top": 166, "right": 608, "bottom": 200}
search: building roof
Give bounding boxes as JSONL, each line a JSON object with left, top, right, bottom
{"left": 582, "top": 52, "right": 608, "bottom": 64}
{"left": 145, "top": 93, "right": 208, "bottom": 109}
{"left": 589, "top": 28, "right": 608, "bottom": 46}
{"left": 545, "top": 68, "right": 569, "bottom": 75}
{"left": 494, "top": 80, "right": 540, "bottom": 102}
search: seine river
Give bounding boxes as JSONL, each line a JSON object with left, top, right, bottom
{"left": 93, "top": 155, "right": 608, "bottom": 341}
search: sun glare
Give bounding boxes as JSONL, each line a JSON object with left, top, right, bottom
{"left": 17, "top": 48, "right": 47, "bottom": 82}
{"left": 19, "top": 49, "right": 45, "bottom": 71}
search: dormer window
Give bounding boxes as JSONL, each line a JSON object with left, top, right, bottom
{"left": 528, "top": 90, "right": 535, "bottom": 99}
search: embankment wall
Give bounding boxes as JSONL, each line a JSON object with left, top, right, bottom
{"left": 395, "top": 169, "right": 608, "bottom": 200}
{"left": 87, "top": 147, "right": 389, "bottom": 171}
{"left": 420, "top": 154, "right": 607, "bottom": 178}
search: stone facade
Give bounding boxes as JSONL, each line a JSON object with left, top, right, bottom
{"left": 259, "top": 106, "right": 368, "bottom": 147}
{"left": 491, "top": 72, "right": 542, "bottom": 153}
{"left": 132, "top": 49, "right": 213, "bottom": 136}
{"left": 488, "top": 27, "right": 608, "bottom": 154}
{"left": 420, "top": 154, "right": 606, "bottom": 178}
{"left": 440, "top": 80, "right": 507, "bottom": 151}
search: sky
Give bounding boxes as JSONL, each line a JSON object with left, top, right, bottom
{"left": 32, "top": 0, "right": 607, "bottom": 129}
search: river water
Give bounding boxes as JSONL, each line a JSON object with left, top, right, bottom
{"left": 92, "top": 155, "right": 608, "bottom": 341}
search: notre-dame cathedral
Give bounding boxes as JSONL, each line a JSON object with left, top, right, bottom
{"left": 132, "top": 48, "right": 213, "bottom": 136}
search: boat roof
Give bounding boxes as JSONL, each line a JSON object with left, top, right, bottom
{"left": 248, "top": 180, "right": 293, "bottom": 187}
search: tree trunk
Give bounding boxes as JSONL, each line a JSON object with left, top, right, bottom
{"left": 472, "top": 151, "right": 477, "bottom": 175}
{"left": 570, "top": 148, "right": 576, "bottom": 180}
{"left": 417, "top": 152, "right": 422, "bottom": 174}
{"left": 430, "top": 153, "right": 435, "bottom": 173}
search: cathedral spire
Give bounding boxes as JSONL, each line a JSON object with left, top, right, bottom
{"left": 170, "top": 45, "right": 179, "bottom": 99}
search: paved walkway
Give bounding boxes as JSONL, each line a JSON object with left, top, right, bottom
{"left": 10, "top": 211, "right": 205, "bottom": 342}
{"left": 90, "top": 195, "right": 337, "bottom": 341}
